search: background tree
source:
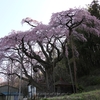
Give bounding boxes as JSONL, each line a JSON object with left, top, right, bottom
{"left": 54, "top": 58, "right": 70, "bottom": 82}
{"left": 88, "top": 0, "right": 100, "bottom": 19}
{"left": 76, "top": 0, "right": 100, "bottom": 77}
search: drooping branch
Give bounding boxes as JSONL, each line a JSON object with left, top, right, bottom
{"left": 46, "top": 36, "right": 54, "bottom": 61}
{"left": 24, "top": 20, "right": 37, "bottom": 27}
{"left": 37, "top": 41, "right": 49, "bottom": 62}
{"left": 21, "top": 38, "right": 50, "bottom": 68}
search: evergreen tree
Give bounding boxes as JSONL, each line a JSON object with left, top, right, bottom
{"left": 76, "top": 0, "right": 100, "bottom": 77}
{"left": 88, "top": 0, "right": 100, "bottom": 19}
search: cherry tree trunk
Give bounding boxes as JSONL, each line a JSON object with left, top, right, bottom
{"left": 45, "top": 68, "right": 54, "bottom": 92}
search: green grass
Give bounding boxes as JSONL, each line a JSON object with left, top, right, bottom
{"left": 40, "top": 90, "right": 100, "bottom": 100}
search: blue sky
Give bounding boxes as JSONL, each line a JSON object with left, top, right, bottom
{"left": 0, "top": 0, "right": 92, "bottom": 38}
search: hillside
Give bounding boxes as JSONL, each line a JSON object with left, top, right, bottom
{"left": 41, "top": 90, "right": 100, "bottom": 100}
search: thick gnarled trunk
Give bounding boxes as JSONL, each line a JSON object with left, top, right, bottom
{"left": 45, "top": 68, "right": 54, "bottom": 92}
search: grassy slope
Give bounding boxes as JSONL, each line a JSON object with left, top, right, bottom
{"left": 41, "top": 90, "right": 100, "bottom": 100}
